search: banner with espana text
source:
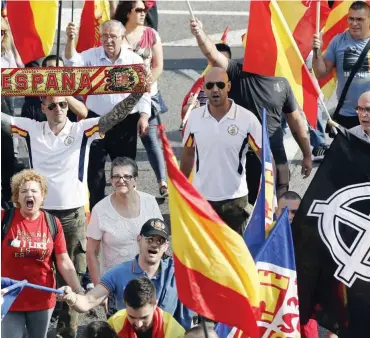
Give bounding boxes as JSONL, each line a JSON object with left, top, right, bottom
{"left": 1, "top": 65, "right": 148, "bottom": 97}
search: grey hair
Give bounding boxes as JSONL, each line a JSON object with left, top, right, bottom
{"left": 100, "top": 20, "right": 126, "bottom": 36}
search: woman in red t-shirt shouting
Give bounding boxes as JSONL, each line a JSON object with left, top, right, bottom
{"left": 1, "top": 169, "right": 83, "bottom": 338}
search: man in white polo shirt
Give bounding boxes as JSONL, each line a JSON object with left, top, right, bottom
{"left": 1, "top": 90, "right": 147, "bottom": 338}
{"left": 180, "top": 67, "right": 262, "bottom": 235}
{"left": 64, "top": 19, "right": 152, "bottom": 209}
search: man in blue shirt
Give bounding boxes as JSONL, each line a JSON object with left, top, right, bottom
{"left": 58, "top": 218, "right": 194, "bottom": 329}
{"left": 312, "top": 0, "right": 370, "bottom": 129}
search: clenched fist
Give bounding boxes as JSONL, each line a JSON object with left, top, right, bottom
{"left": 190, "top": 19, "right": 203, "bottom": 36}
{"left": 66, "top": 22, "right": 77, "bottom": 41}
{"left": 312, "top": 33, "right": 322, "bottom": 50}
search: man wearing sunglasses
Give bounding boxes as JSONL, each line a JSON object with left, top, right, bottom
{"left": 350, "top": 91, "right": 370, "bottom": 142}
{"left": 181, "top": 67, "right": 263, "bottom": 235}
{"left": 1, "top": 89, "right": 149, "bottom": 338}
{"left": 58, "top": 218, "right": 194, "bottom": 330}
{"left": 190, "top": 19, "right": 312, "bottom": 206}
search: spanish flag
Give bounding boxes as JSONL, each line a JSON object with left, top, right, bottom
{"left": 180, "top": 26, "right": 229, "bottom": 122}
{"left": 278, "top": 0, "right": 330, "bottom": 60}
{"left": 76, "top": 0, "right": 110, "bottom": 53}
{"left": 243, "top": 0, "right": 319, "bottom": 128}
{"left": 6, "top": 0, "right": 58, "bottom": 64}
{"left": 160, "top": 127, "right": 260, "bottom": 336}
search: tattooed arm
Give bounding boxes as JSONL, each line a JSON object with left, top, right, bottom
{"left": 98, "top": 93, "right": 144, "bottom": 134}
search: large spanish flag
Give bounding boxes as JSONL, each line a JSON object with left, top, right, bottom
{"left": 180, "top": 26, "right": 229, "bottom": 122}
{"left": 6, "top": 0, "right": 58, "bottom": 64}
{"left": 243, "top": 0, "right": 319, "bottom": 128}
{"left": 160, "top": 127, "right": 260, "bottom": 336}
{"left": 76, "top": 0, "right": 110, "bottom": 53}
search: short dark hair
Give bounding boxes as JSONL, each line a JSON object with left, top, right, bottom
{"left": 113, "top": 1, "right": 137, "bottom": 26}
{"left": 42, "top": 55, "right": 64, "bottom": 67}
{"left": 215, "top": 43, "right": 232, "bottom": 59}
{"left": 349, "top": 1, "right": 370, "bottom": 13}
{"left": 110, "top": 157, "right": 139, "bottom": 178}
{"left": 123, "top": 277, "right": 156, "bottom": 309}
{"left": 278, "top": 190, "right": 302, "bottom": 202}
{"left": 83, "top": 321, "right": 118, "bottom": 338}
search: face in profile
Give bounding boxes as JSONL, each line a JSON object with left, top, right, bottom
{"left": 276, "top": 198, "right": 301, "bottom": 223}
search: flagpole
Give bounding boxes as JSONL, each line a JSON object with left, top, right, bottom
{"left": 314, "top": 0, "right": 320, "bottom": 59}
{"left": 185, "top": 0, "right": 196, "bottom": 20}
{"left": 55, "top": 0, "right": 63, "bottom": 67}
{"left": 200, "top": 316, "right": 210, "bottom": 338}
{"left": 71, "top": 0, "right": 74, "bottom": 22}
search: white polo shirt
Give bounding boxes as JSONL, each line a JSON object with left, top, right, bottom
{"left": 64, "top": 46, "right": 151, "bottom": 116}
{"left": 182, "top": 100, "right": 262, "bottom": 201}
{"left": 11, "top": 117, "right": 102, "bottom": 210}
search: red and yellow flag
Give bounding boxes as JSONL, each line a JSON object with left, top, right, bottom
{"left": 76, "top": 0, "right": 110, "bottom": 53}
{"left": 243, "top": 0, "right": 319, "bottom": 128}
{"left": 180, "top": 26, "right": 229, "bottom": 121}
{"left": 278, "top": 0, "right": 330, "bottom": 60}
{"left": 160, "top": 127, "right": 260, "bottom": 337}
{"left": 6, "top": 0, "right": 58, "bottom": 64}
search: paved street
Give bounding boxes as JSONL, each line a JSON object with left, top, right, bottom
{"left": 10, "top": 1, "right": 336, "bottom": 336}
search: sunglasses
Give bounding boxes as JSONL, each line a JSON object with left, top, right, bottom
{"left": 46, "top": 101, "right": 68, "bottom": 111}
{"left": 135, "top": 8, "right": 147, "bottom": 14}
{"left": 205, "top": 81, "right": 226, "bottom": 90}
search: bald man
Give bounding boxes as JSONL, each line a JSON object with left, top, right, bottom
{"left": 350, "top": 91, "right": 370, "bottom": 143}
{"left": 181, "top": 67, "right": 263, "bottom": 235}
{"left": 185, "top": 325, "right": 219, "bottom": 338}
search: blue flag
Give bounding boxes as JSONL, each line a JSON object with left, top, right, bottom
{"left": 244, "top": 108, "right": 276, "bottom": 258}
{"left": 1, "top": 278, "right": 27, "bottom": 320}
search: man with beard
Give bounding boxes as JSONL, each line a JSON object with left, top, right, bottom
{"left": 58, "top": 219, "right": 194, "bottom": 329}
{"left": 108, "top": 277, "right": 185, "bottom": 337}
{"left": 180, "top": 67, "right": 263, "bottom": 235}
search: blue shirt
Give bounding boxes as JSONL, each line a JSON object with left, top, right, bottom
{"left": 100, "top": 256, "right": 194, "bottom": 329}
{"left": 324, "top": 31, "right": 370, "bottom": 117}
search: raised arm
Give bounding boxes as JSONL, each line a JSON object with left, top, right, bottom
{"left": 189, "top": 19, "right": 229, "bottom": 71}
{"left": 312, "top": 33, "right": 334, "bottom": 80}
{"left": 65, "top": 22, "right": 78, "bottom": 61}
{"left": 65, "top": 97, "right": 88, "bottom": 119}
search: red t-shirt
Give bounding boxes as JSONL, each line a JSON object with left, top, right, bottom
{"left": 1, "top": 209, "right": 67, "bottom": 311}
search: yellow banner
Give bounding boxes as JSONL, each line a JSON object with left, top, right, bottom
{"left": 1, "top": 65, "right": 148, "bottom": 97}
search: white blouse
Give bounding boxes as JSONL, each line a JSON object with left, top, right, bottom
{"left": 86, "top": 191, "right": 163, "bottom": 274}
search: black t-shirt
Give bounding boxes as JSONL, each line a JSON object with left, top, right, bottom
{"left": 137, "top": 328, "right": 153, "bottom": 338}
{"left": 226, "top": 59, "right": 297, "bottom": 139}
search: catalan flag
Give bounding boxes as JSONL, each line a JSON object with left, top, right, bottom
{"left": 244, "top": 108, "right": 276, "bottom": 259}
{"left": 160, "top": 126, "right": 260, "bottom": 337}
{"left": 76, "top": 0, "right": 110, "bottom": 53}
{"left": 243, "top": 0, "right": 319, "bottom": 128}
{"left": 6, "top": 0, "right": 58, "bottom": 64}
{"left": 181, "top": 26, "right": 229, "bottom": 122}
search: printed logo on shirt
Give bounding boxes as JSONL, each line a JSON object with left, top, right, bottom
{"left": 273, "top": 81, "right": 285, "bottom": 93}
{"left": 343, "top": 46, "right": 370, "bottom": 79}
{"left": 8, "top": 229, "right": 51, "bottom": 261}
{"left": 227, "top": 124, "right": 239, "bottom": 136}
{"left": 64, "top": 136, "right": 75, "bottom": 146}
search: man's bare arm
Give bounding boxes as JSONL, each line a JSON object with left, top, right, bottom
{"left": 189, "top": 19, "right": 229, "bottom": 70}
{"left": 98, "top": 93, "right": 144, "bottom": 134}
{"left": 180, "top": 147, "right": 196, "bottom": 178}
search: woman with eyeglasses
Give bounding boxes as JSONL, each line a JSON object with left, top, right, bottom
{"left": 113, "top": 1, "right": 169, "bottom": 198}
{"left": 86, "top": 156, "right": 162, "bottom": 315}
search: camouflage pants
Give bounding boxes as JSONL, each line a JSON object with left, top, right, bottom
{"left": 46, "top": 207, "right": 86, "bottom": 338}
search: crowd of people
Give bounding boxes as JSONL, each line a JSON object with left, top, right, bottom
{"left": 1, "top": 0, "right": 370, "bottom": 337}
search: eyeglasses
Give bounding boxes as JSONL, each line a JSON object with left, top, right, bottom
{"left": 205, "top": 81, "right": 226, "bottom": 90}
{"left": 356, "top": 106, "right": 370, "bottom": 115}
{"left": 46, "top": 101, "right": 68, "bottom": 110}
{"left": 348, "top": 17, "right": 367, "bottom": 24}
{"left": 143, "top": 236, "right": 167, "bottom": 246}
{"left": 111, "top": 174, "right": 134, "bottom": 182}
{"left": 134, "top": 7, "right": 147, "bottom": 14}
{"left": 100, "top": 34, "right": 120, "bottom": 41}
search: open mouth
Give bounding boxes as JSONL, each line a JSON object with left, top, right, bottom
{"left": 148, "top": 249, "right": 159, "bottom": 255}
{"left": 26, "top": 199, "right": 34, "bottom": 209}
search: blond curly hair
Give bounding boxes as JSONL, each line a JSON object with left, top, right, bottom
{"left": 11, "top": 169, "right": 48, "bottom": 208}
